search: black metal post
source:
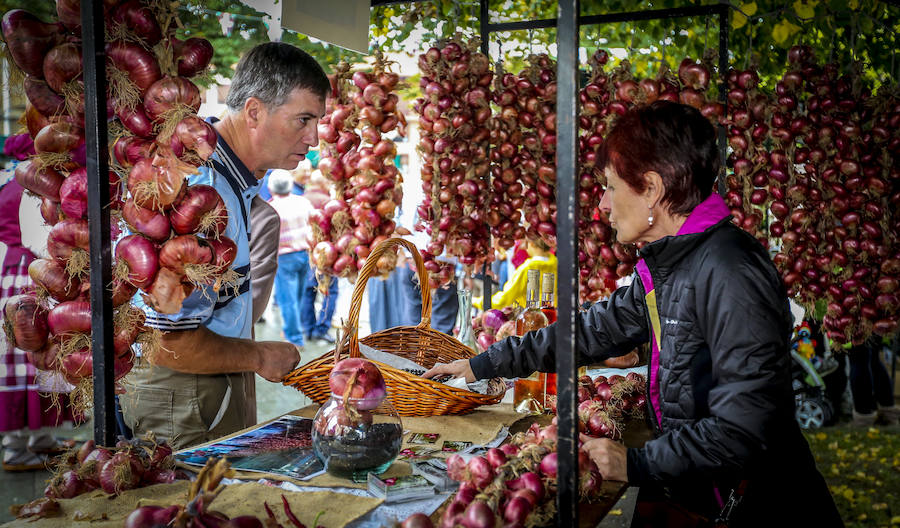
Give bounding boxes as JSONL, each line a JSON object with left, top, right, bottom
{"left": 81, "top": 0, "right": 116, "bottom": 446}
{"left": 717, "top": 4, "right": 729, "bottom": 197}
{"left": 555, "top": 0, "right": 579, "bottom": 526}
{"left": 480, "top": 0, "right": 492, "bottom": 310}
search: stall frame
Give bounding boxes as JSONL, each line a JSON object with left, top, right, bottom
{"left": 80, "top": 0, "right": 730, "bottom": 523}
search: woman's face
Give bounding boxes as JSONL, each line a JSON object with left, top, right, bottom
{"left": 598, "top": 165, "right": 650, "bottom": 244}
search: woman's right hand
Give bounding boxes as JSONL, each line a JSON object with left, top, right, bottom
{"left": 423, "top": 359, "right": 475, "bottom": 383}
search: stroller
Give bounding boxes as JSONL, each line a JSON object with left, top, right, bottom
{"left": 790, "top": 322, "right": 838, "bottom": 429}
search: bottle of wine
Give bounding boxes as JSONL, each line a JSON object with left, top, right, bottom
{"left": 540, "top": 272, "right": 558, "bottom": 405}
{"left": 513, "top": 269, "right": 549, "bottom": 414}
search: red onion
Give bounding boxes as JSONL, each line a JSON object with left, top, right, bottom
{"left": 48, "top": 301, "right": 92, "bottom": 335}
{"left": 14, "top": 159, "right": 64, "bottom": 201}
{"left": 169, "top": 36, "right": 214, "bottom": 78}
{"left": 143, "top": 267, "right": 193, "bottom": 315}
{"left": 43, "top": 42, "right": 82, "bottom": 94}
{"left": 158, "top": 235, "right": 214, "bottom": 275}
{"left": 111, "top": 0, "right": 162, "bottom": 45}
{"left": 122, "top": 198, "right": 171, "bottom": 242}
{"left": 328, "top": 358, "right": 387, "bottom": 410}
{"left": 106, "top": 41, "right": 162, "bottom": 95}
{"left": 167, "top": 116, "right": 217, "bottom": 164}
{"left": 3, "top": 294, "right": 49, "bottom": 352}
{"left": 47, "top": 218, "right": 90, "bottom": 261}
{"left": 115, "top": 234, "right": 159, "bottom": 289}
{"left": 206, "top": 236, "right": 238, "bottom": 276}
{"left": 34, "top": 121, "right": 84, "bottom": 155}
{"left": 1, "top": 10, "right": 63, "bottom": 77}
{"left": 99, "top": 451, "right": 142, "bottom": 495}
{"left": 143, "top": 76, "right": 201, "bottom": 121}
{"left": 127, "top": 155, "right": 187, "bottom": 211}
{"left": 168, "top": 184, "right": 227, "bottom": 236}
{"left": 28, "top": 258, "right": 80, "bottom": 301}
{"left": 117, "top": 104, "right": 155, "bottom": 138}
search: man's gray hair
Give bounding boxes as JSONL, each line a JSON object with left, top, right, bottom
{"left": 225, "top": 42, "right": 330, "bottom": 112}
{"left": 268, "top": 170, "right": 294, "bottom": 196}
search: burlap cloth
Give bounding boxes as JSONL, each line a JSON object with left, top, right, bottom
{"left": 176, "top": 403, "right": 525, "bottom": 489}
{"left": 1, "top": 481, "right": 381, "bottom": 528}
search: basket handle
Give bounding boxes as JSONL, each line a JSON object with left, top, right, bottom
{"left": 345, "top": 237, "right": 433, "bottom": 358}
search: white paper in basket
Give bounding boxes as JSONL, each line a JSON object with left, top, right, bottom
{"left": 358, "top": 343, "right": 497, "bottom": 395}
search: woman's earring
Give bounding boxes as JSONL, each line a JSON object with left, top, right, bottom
{"left": 648, "top": 207, "right": 654, "bottom": 227}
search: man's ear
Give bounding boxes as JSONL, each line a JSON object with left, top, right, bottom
{"left": 643, "top": 171, "right": 665, "bottom": 208}
{"left": 244, "top": 97, "right": 263, "bottom": 129}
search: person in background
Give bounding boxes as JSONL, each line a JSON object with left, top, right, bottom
{"left": 267, "top": 170, "right": 315, "bottom": 348}
{"left": 300, "top": 170, "right": 338, "bottom": 344}
{"left": 121, "top": 42, "right": 327, "bottom": 449}
{"left": 425, "top": 101, "right": 841, "bottom": 526}
{"left": 847, "top": 336, "right": 898, "bottom": 427}
{"left": 1, "top": 134, "right": 76, "bottom": 471}
{"left": 474, "top": 239, "right": 557, "bottom": 311}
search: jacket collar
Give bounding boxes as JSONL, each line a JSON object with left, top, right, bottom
{"left": 638, "top": 193, "right": 732, "bottom": 267}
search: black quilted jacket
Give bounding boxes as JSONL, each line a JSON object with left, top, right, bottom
{"left": 470, "top": 206, "right": 842, "bottom": 526}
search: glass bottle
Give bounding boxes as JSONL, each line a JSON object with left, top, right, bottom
{"left": 456, "top": 289, "right": 477, "bottom": 352}
{"left": 540, "top": 272, "right": 558, "bottom": 405}
{"left": 513, "top": 269, "right": 549, "bottom": 413}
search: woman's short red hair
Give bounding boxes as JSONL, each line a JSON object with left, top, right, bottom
{"left": 597, "top": 101, "right": 719, "bottom": 216}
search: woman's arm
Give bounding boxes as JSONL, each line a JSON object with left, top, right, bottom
{"left": 425, "top": 280, "right": 649, "bottom": 381}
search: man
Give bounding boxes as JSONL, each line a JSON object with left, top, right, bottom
{"left": 267, "top": 170, "right": 314, "bottom": 347}
{"left": 299, "top": 170, "right": 337, "bottom": 344}
{"left": 121, "top": 43, "right": 329, "bottom": 449}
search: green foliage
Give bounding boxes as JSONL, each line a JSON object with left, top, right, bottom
{"left": 804, "top": 425, "right": 900, "bottom": 527}
{"left": 0, "top": 0, "right": 55, "bottom": 22}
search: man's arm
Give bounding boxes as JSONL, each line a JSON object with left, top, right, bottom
{"left": 153, "top": 326, "right": 300, "bottom": 382}
{"left": 249, "top": 196, "right": 280, "bottom": 324}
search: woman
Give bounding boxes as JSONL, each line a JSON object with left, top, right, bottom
{"left": 425, "top": 101, "right": 842, "bottom": 526}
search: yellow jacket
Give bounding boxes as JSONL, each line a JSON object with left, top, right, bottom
{"left": 474, "top": 255, "right": 558, "bottom": 310}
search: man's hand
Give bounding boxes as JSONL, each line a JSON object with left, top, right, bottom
{"left": 422, "top": 359, "right": 475, "bottom": 383}
{"left": 579, "top": 434, "right": 628, "bottom": 482}
{"left": 255, "top": 341, "right": 301, "bottom": 382}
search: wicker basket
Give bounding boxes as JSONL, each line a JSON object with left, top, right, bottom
{"left": 282, "top": 237, "right": 504, "bottom": 417}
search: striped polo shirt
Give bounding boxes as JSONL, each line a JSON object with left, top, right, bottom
{"left": 133, "top": 119, "right": 261, "bottom": 340}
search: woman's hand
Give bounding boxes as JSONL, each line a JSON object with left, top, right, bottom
{"left": 423, "top": 359, "right": 475, "bottom": 383}
{"left": 579, "top": 434, "right": 628, "bottom": 482}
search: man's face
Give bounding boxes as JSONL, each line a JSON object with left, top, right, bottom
{"left": 255, "top": 87, "right": 326, "bottom": 170}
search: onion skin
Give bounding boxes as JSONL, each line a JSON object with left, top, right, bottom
{"left": 142, "top": 267, "right": 193, "bottom": 315}
{"left": 122, "top": 198, "right": 171, "bottom": 242}
{"left": 23, "top": 77, "right": 65, "bottom": 120}
{"left": 158, "top": 235, "right": 214, "bottom": 274}
{"left": 1, "top": 10, "right": 63, "bottom": 77}
{"left": 48, "top": 301, "right": 92, "bottom": 335}
{"left": 126, "top": 155, "right": 187, "bottom": 211}
{"left": 144, "top": 76, "right": 201, "bottom": 121}
{"left": 47, "top": 219, "right": 90, "bottom": 261}
{"left": 43, "top": 42, "right": 83, "bottom": 94}
{"left": 105, "top": 41, "right": 162, "bottom": 94}
{"left": 170, "top": 36, "right": 214, "bottom": 77}
{"left": 113, "top": 136, "right": 154, "bottom": 168}
{"left": 168, "top": 184, "right": 226, "bottom": 236}
{"left": 116, "top": 104, "right": 155, "bottom": 138}
{"left": 40, "top": 198, "right": 61, "bottom": 226}
{"left": 111, "top": 0, "right": 162, "bottom": 45}
{"left": 34, "top": 121, "right": 85, "bottom": 155}
{"left": 168, "top": 116, "right": 217, "bottom": 164}
{"left": 206, "top": 236, "right": 238, "bottom": 275}
{"left": 14, "top": 160, "right": 64, "bottom": 201}
{"left": 3, "top": 294, "right": 49, "bottom": 352}
{"left": 116, "top": 235, "right": 159, "bottom": 290}
{"left": 29, "top": 259, "right": 80, "bottom": 301}
{"left": 328, "top": 358, "right": 387, "bottom": 410}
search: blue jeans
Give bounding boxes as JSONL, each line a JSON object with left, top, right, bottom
{"left": 300, "top": 266, "right": 339, "bottom": 338}
{"left": 274, "top": 250, "right": 308, "bottom": 346}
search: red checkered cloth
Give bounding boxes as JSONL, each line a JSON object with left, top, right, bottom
{"left": 0, "top": 175, "right": 76, "bottom": 432}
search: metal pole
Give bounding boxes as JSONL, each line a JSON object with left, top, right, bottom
{"left": 555, "top": 0, "right": 579, "bottom": 526}
{"left": 81, "top": 0, "right": 116, "bottom": 446}
{"left": 480, "top": 0, "right": 492, "bottom": 310}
